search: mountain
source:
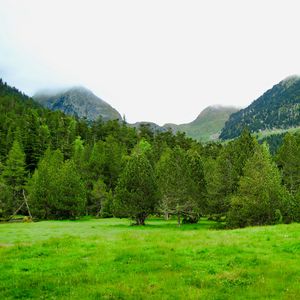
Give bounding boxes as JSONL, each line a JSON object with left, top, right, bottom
{"left": 130, "top": 121, "right": 168, "bottom": 133}
{"left": 164, "top": 105, "right": 239, "bottom": 142}
{"left": 220, "top": 75, "right": 300, "bottom": 140}
{"left": 34, "top": 86, "right": 122, "bottom": 121}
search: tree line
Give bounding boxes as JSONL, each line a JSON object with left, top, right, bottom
{"left": 0, "top": 79, "right": 300, "bottom": 227}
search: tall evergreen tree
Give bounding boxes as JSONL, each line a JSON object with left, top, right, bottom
{"left": 28, "top": 150, "right": 86, "bottom": 219}
{"left": 277, "top": 133, "right": 300, "bottom": 194}
{"left": 1, "top": 140, "right": 27, "bottom": 215}
{"left": 56, "top": 160, "right": 86, "bottom": 219}
{"left": 186, "top": 149, "right": 207, "bottom": 220}
{"left": 114, "top": 151, "right": 158, "bottom": 225}
{"left": 72, "top": 136, "right": 85, "bottom": 166}
{"left": 156, "top": 147, "right": 199, "bottom": 225}
{"left": 206, "top": 129, "right": 256, "bottom": 217}
{"left": 28, "top": 149, "right": 64, "bottom": 219}
{"left": 227, "top": 143, "right": 291, "bottom": 228}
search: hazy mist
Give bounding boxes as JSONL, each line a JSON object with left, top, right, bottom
{"left": 0, "top": 0, "right": 300, "bottom": 125}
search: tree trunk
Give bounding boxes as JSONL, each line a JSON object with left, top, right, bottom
{"left": 135, "top": 214, "right": 146, "bottom": 225}
{"left": 177, "top": 213, "right": 181, "bottom": 226}
{"left": 164, "top": 212, "right": 169, "bottom": 220}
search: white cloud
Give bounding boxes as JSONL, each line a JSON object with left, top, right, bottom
{"left": 0, "top": 0, "right": 300, "bottom": 125}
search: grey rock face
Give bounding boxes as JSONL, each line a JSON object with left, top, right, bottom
{"left": 34, "top": 86, "right": 121, "bottom": 121}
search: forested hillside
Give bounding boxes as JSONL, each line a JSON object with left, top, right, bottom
{"left": 1, "top": 79, "right": 300, "bottom": 228}
{"left": 220, "top": 75, "right": 300, "bottom": 140}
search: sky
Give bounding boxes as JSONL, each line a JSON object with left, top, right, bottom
{"left": 0, "top": 0, "right": 300, "bottom": 125}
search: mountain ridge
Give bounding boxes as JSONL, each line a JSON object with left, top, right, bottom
{"left": 34, "top": 86, "right": 122, "bottom": 122}
{"left": 220, "top": 75, "right": 300, "bottom": 140}
{"left": 163, "top": 105, "right": 239, "bottom": 141}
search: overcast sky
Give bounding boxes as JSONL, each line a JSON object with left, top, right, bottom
{"left": 0, "top": 0, "right": 300, "bottom": 125}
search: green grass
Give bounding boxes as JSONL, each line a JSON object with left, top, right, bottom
{"left": 0, "top": 218, "right": 300, "bottom": 299}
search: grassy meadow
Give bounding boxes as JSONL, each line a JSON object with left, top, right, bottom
{"left": 0, "top": 218, "right": 300, "bottom": 299}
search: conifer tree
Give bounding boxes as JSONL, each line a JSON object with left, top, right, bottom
{"left": 206, "top": 129, "right": 256, "bottom": 217}
{"left": 56, "top": 160, "right": 86, "bottom": 219}
{"left": 186, "top": 149, "right": 207, "bottom": 220}
{"left": 28, "top": 150, "right": 86, "bottom": 219}
{"left": 28, "top": 149, "right": 64, "bottom": 219}
{"left": 72, "top": 136, "right": 85, "bottom": 165}
{"left": 1, "top": 140, "right": 26, "bottom": 214}
{"left": 227, "top": 143, "right": 291, "bottom": 227}
{"left": 114, "top": 149, "right": 158, "bottom": 225}
{"left": 90, "top": 178, "right": 112, "bottom": 217}
{"left": 277, "top": 133, "right": 300, "bottom": 220}
{"left": 277, "top": 133, "right": 300, "bottom": 194}
{"left": 156, "top": 147, "right": 199, "bottom": 225}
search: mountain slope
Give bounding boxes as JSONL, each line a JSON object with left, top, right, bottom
{"left": 164, "top": 105, "right": 239, "bottom": 142}
{"left": 34, "top": 87, "right": 121, "bottom": 121}
{"left": 220, "top": 75, "right": 300, "bottom": 140}
{"left": 130, "top": 121, "right": 168, "bottom": 133}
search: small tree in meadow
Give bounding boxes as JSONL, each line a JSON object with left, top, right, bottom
{"left": 114, "top": 142, "right": 158, "bottom": 225}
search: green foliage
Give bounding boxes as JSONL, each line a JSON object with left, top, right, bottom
{"left": 28, "top": 150, "right": 86, "bottom": 219}
{"left": 156, "top": 147, "right": 200, "bottom": 224}
{"left": 28, "top": 149, "right": 64, "bottom": 219}
{"left": 133, "top": 138, "right": 152, "bottom": 155}
{"left": 206, "top": 129, "right": 256, "bottom": 217}
{"left": 56, "top": 160, "right": 86, "bottom": 219}
{"left": 227, "top": 144, "right": 292, "bottom": 227}
{"left": 277, "top": 132, "right": 300, "bottom": 194}
{"left": 221, "top": 76, "right": 300, "bottom": 139}
{"left": 1, "top": 140, "right": 27, "bottom": 215}
{"left": 0, "top": 179, "right": 12, "bottom": 217}
{"left": 90, "top": 178, "right": 113, "bottom": 217}
{"left": 2, "top": 78, "right": 300, "bottom": 227}
{"left": 259, "top": 132, "right": 285, "bottom": 155}
{"left": 72, "top": 135, "right": 85, "bottom": 165}
{"left": 114, "top": 152, "right": 158, "bottom": 225}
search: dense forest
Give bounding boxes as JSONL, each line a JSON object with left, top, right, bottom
{"left": 1, "top": 79, "right": 300, "bottom": 228}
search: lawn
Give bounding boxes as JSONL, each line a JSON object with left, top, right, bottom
{"left": 0, "top": 218, "right": 299, "bottom": 299}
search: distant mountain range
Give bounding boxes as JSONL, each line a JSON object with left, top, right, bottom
{"left": 34, "top": 86, "right": 238, "bottom": 142}
{"left": 15, "top": 74, "right": 300, "bottom": 143}
{"left": 163, "top": 106, "right": 239, "bottom": 141}
{"left": 220, "top": 75, "right": 300, "bottom": 140}
{"left": 34, "top": 87, "right": 122, "bottom": 122}
{"left": 126, "top": 106, "right": 239, "bottom": 142}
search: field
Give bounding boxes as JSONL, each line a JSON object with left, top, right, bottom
{"left": 0, "top": 218, "right": 300, "bottom": 300}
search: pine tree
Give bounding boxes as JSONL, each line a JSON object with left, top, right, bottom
{"left": 156, "top": 147, "right": 199, "bottom": 225}
{"left": 276, "top": 133, "right": 300, "bottom": 221}
{"left": 227, "top": 143, "right": 291, "bottom": 228}
{"left": 56, "top": 160, "right": 86, "bottom": 219}
{"left": 114, "top": 151, "right": 158, "bottom": 225}
{"left": 103, "top": 135, "right": 126, "bottom": 190}
{"left": 90, "top": 178, "right": 112, "bottom": 217}
{"left": 205, "top": 129, "right": 256, "bottom": 217}
{"left": 72, "top": 136, "right": 85, "bottom": 166}
{"left": 1, "top": 140, "right": 27, "bottom": 215}
{"left": 277, "top": 133, "right": 300, "bottom": 194}
{"left": 28, "top": 150, "right": 86, "bottom": 219}
{"left": 186, "top": 149, "right": 207, "bottom": 221}
{"left": 28, "top": 149, "right": 64, "bottom": 219}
